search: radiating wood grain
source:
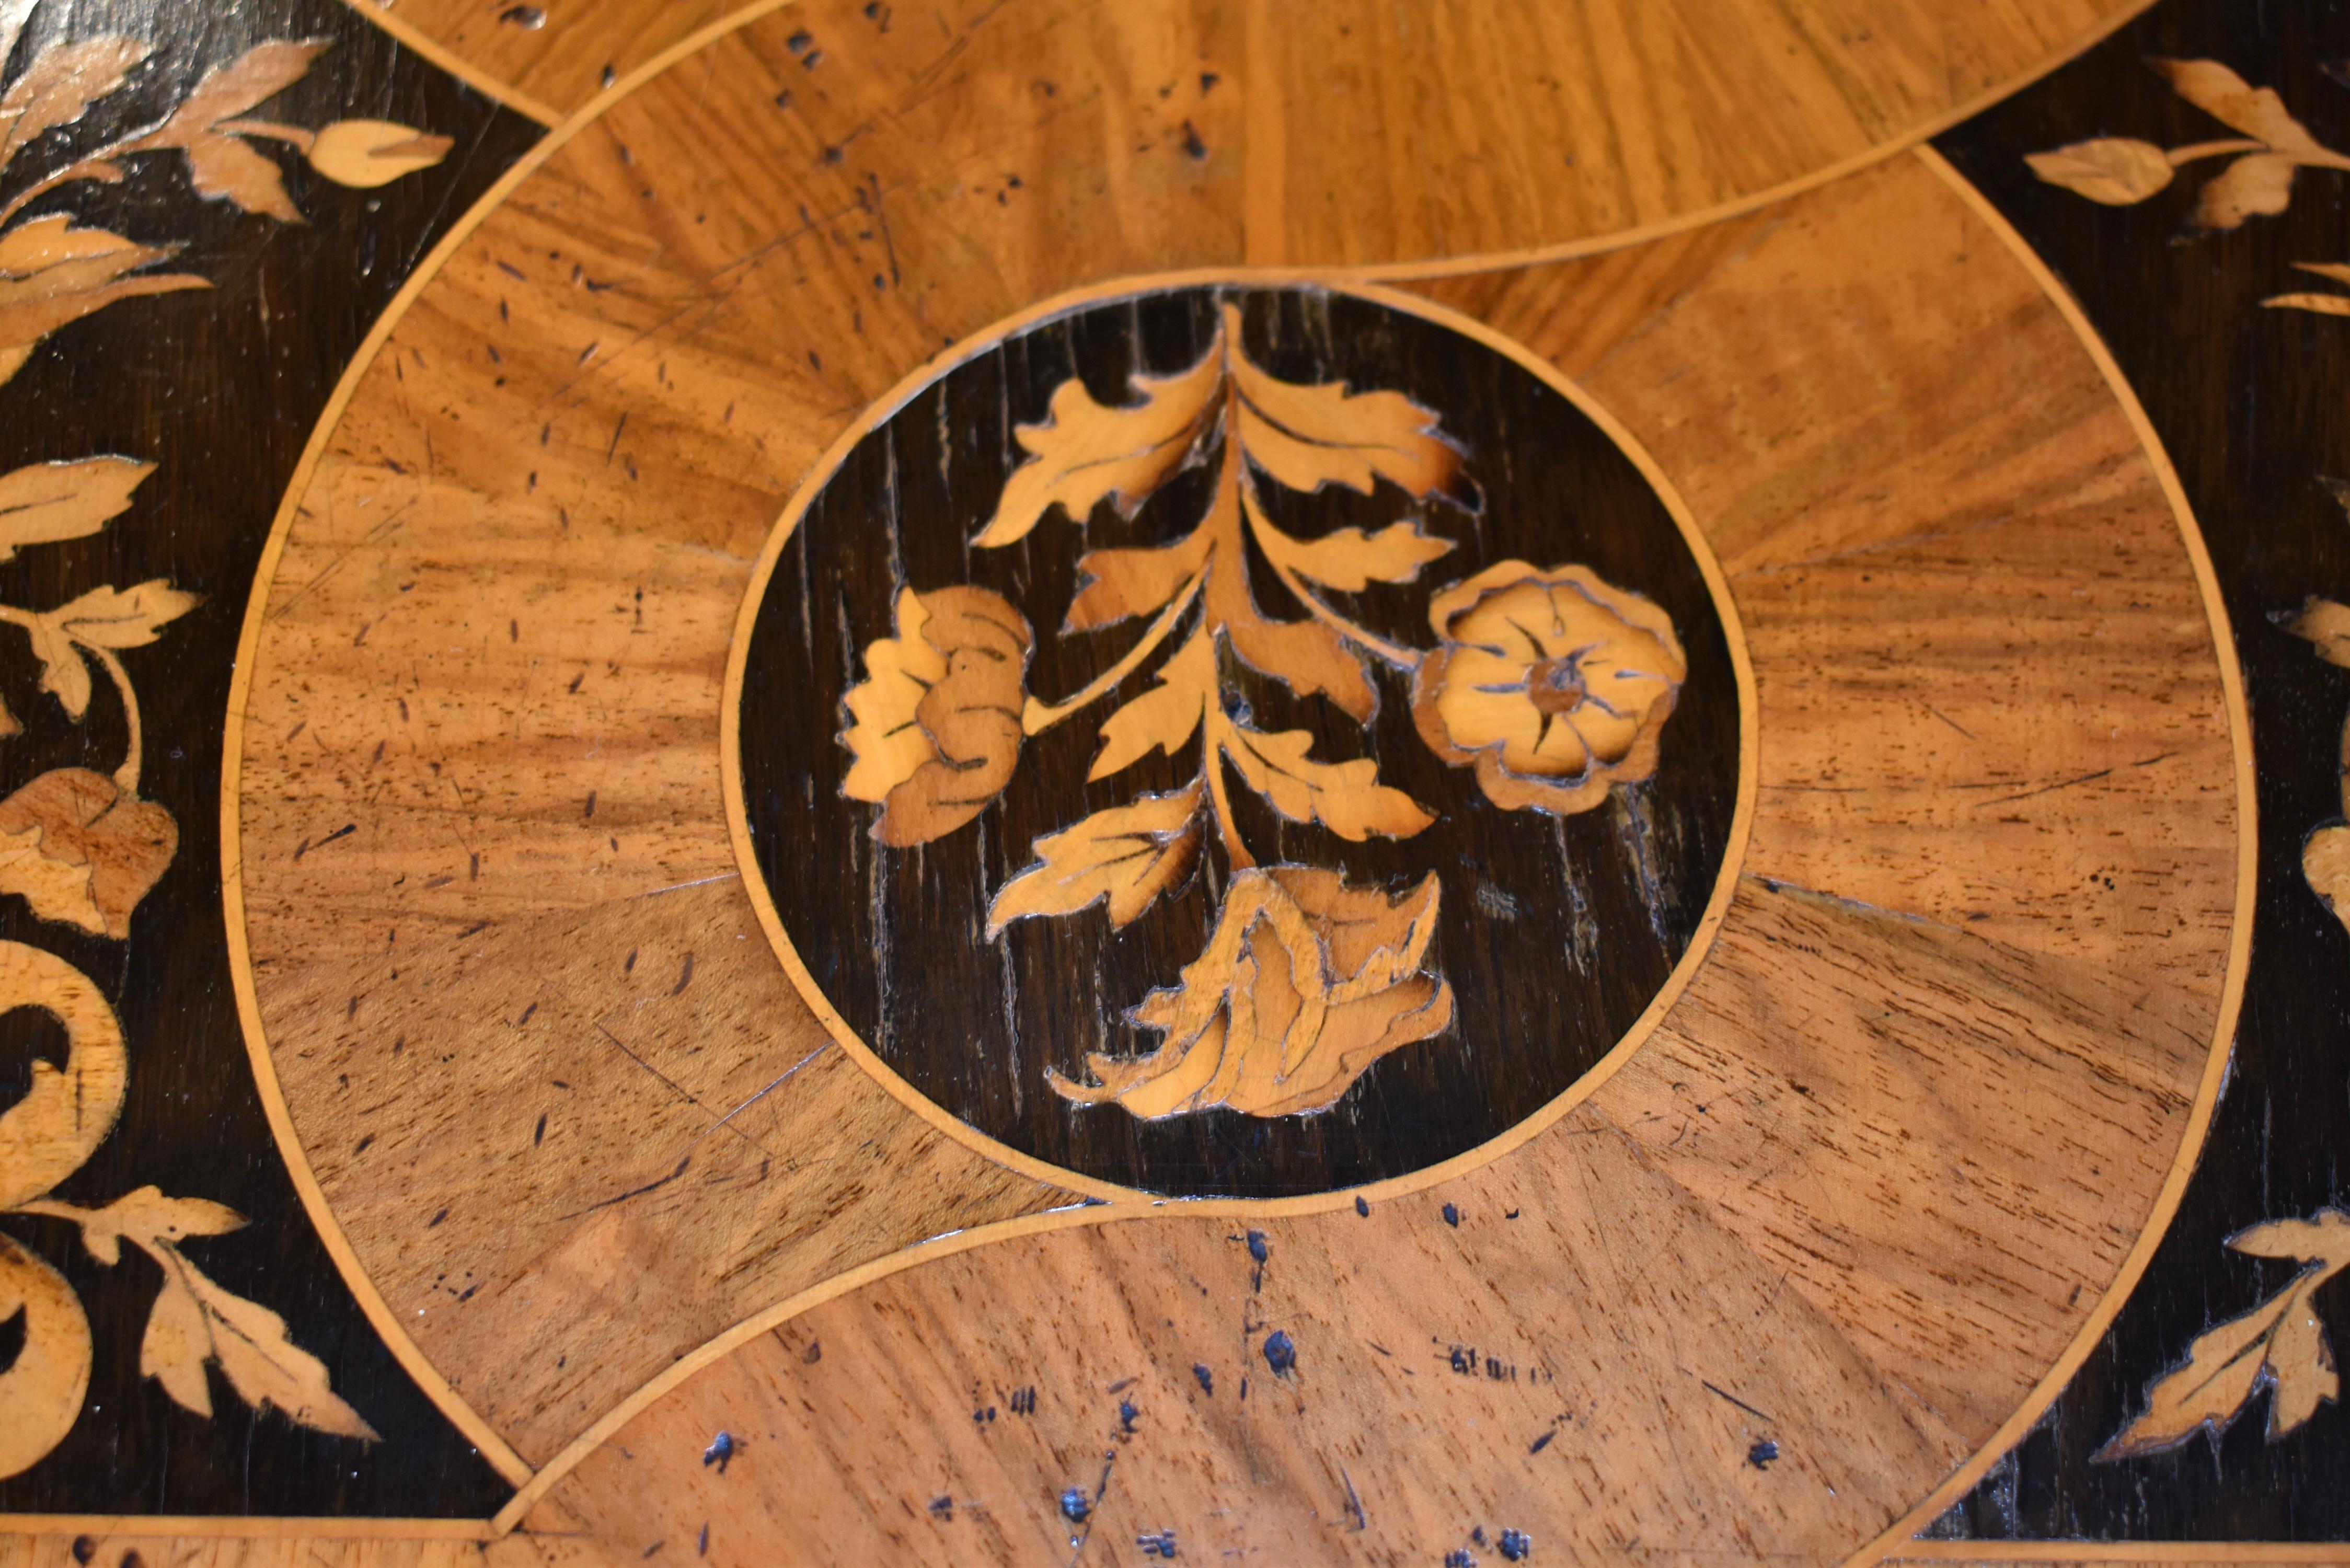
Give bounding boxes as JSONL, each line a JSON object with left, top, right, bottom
{"left": 343, "top": 0, "right": 2142, "bottom": 256}
{"left": 361, "top": 148, "right": 2240, "bottom": 1558}
{"left": 1604, "top": 880, "right": 2213, "bottom": 1444}
{"left": 1411, "top": 153, "right": 2238, "bottom": 983}
{"left": 231, "top": 0, "right": 2241, "bottom": 1546}
{"left": 245, "top": 878, "right": 1072, "bottom": 1461}
{"left": 536, "top": 1125, "right": 1966, "bottom": 1565}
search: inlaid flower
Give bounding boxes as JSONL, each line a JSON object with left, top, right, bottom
{"left": 840, "top": 585, "right": 1034, "bottom": 846}
{"left": 1048, "top": 867, "right": 1453, "bottom": 1120}
{"left": 1411, "top": 561, "right": 1685, "bottom": 815}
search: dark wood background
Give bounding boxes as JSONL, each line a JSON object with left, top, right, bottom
{"left": 1933, "top": 0, "right": 2350, "bottom": 1542}
{"left": 738, "top": 284, "right": 1742, "bottom": 1199}
{"left": 0, "top": 0, "right": 537, "bottom": 1518}
{"left": 6, "top": 0, "right": 2350, "bottom": 1539}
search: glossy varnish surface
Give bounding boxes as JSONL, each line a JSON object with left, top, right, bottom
{"left": 5, "top": 0, "right": 2344, "bottom": 1562}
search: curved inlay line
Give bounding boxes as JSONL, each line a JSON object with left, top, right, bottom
{"left": 1841, "top": 144, "right": 2261, "bottom": 1568}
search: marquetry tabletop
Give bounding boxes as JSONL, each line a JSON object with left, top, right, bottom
{"left": 0, "top": 1, "right": 2343, "bottom": 1564}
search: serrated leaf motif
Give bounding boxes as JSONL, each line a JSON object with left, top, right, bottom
{"left": 1226, "top": 319, "right": 1466, "bottom": 504}
{"left": 141, "top": 1240, "right": 376, "bottom": 1438}
{"left": 1049, "top": 867, "right": 1452, "bottom": 1119}
{"left": 68, "top": 1184, "right": 244, "bottom": 1267}
{"left": 986, "top": 785, "right": 1203, "bottom": 932}
{"left": 21, "top": 580, "right": 198, "bottom": 722}
{"left": 1257, "top": 517, "right": 1454, "bottom": 592}
{"left": 973, "top": 348, "right": 1222, "bottom": 549}
{"left": 44, "top": 579, "right": 200, "bottom": 648}
{"left": 1217, "top": 717, "right": 1434, "bottom": 842}
{"left": 1088, "top": 629, "right": 1213, "bottom": 782}
{"left": 2098, "top": 1210, "right": 2350, "bottom": 1459}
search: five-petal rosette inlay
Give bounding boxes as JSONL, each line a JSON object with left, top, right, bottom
{"left": 1413, "top": 562, "right": 1687, "bottom": 816}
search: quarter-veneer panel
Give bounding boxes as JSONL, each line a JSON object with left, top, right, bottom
{"left": 348, "top": 0, "right": 2137, "bottom": 248}
{"left": 539, "top": 1132, "right": 1961, "bottom": 1565}
{"left": 489, "top": 153, "right": 2235, "bottom": 1561}
{"left": 1411, "top": 154, "right": 2238, "bottom": 981}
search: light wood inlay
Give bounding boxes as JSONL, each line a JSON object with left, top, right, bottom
{"left": 341, "top": 0, "right": 2146, "bottom": 253}
{"left": 1412, "top": 157, "right": 2238, "bottom": 982}
{"left": 232, "top": 115, "right": 2241, "bottom": 1550}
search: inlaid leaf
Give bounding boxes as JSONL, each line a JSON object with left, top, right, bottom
{"left": 2264, "top": 265, "right": 2350, "bottom": 316}
{"left": 0, "top": 455, "right": 152, "bottom": 560}
{"left": 0, "top": 37, "right": 148, "bottom": 167}
{"left": 975, "top": 345, "right": 1223, "bottom": 548}
{"left": 1089, "top": 629, "right": 1213, "bottom": 781}
{"left": 987, "top": 783, "right": 1203, "bottom": 932}
{"left": 1207, "top": 558, "right": 1376, "bottom": 721}
{"left": 140, "top": 1254, "right": 213, "bottom": 1415}
{"left": 2191, "top": 152, "right": 2297, "bottom": 232}
{"left": 0, "top": 222, "right": 209, "bottom": 385}
{"left": 69, "top": 1184, "right": 244, "bottom": 1266}
{"left": 1226, "top": 304, "right": 1465, "bottom": 504}
{"left": 142, "top": 1241, "right": 375, "bottom": 1438}
{"left": 1218, "top": 719, "right": 1433, "bottom": 841}
{"left": 2024, "top": 137, "right": 2174, "bottom": 204}
{"left": 306, "top": 119, "right": 452, "bottom": 188}
{"left": 1065, "top": 532, "right": 1209, "bottom": 632}
{"left": 2152, "top": 59, "right": 2345, "bottom": 165}
{"left": 2267, "top": 1281, "right": 2340, "bottom": 1436}
{"left": 0, "top": 768, "right": 179, "bottom": 937}
{"left": 187, "top": 135, "right": 304, "bottom": 220}
{"left": 166, "top": 39, "right": 326, "bottom": 132}
{"left": 24, "top": 614, "right": 85, "bottom": 717}
{"left": 125, "top": 40, "right": 329, "bottom": 221}
{"left": 1050, "top": 867, "right": 1452, "bottom": 1120}
{"left": 2099, "top": 1211, "right": 2350, "bottom": 1458}
{"left": 2230, "top": 1209, "right": 2350, "bottom": 1264}
{"left": 45, "top": 580, "right": 201, "bottom": 648}
{"left": 2096, "top": 1292, "right": 2288, "bottom": 1458}
{"left": 21, "top": 580, "right": 195, "bottom": 722}
{"left": 1257, "top": 517, "right": 1454, "bottom": 592}
{"left": 0, "top": 816, "right": 99, "bottom": 934}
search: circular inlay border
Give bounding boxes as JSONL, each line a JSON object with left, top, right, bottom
{"left": 720, "top": 272, "right": 1761, "bottom": 1210}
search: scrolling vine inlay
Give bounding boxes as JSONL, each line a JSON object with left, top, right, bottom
{"left": 0, "top": 456, "right": 368, "bottom": 1481}
{"left": 737, "top": 286, "right": 1740, "bottom": 1198}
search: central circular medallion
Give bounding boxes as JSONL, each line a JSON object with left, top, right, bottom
{"left": 728, "top": 283, "right": 1746, "bottom": 1200}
